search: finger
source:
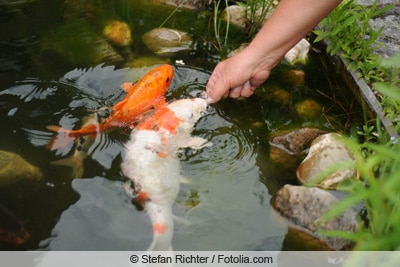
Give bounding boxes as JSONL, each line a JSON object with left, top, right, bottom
{"left": 206, "top": 70, "right": 224, "bottom": 104}
{"left": 229, "top": 87, "right": 242, "bottom": 98}
{"left": 240, "top": 81, "right": 255, "bottom": 97}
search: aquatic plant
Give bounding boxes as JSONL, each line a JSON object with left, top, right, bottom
{"left": 239, "top": 0, "right": 277, "bottom": 38}
{"left": 213, "top": 0, "right": 230, "bottom": 50}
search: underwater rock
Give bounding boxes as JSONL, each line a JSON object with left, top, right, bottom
{"left": 269, "top": 127, "right": 327, "bottom": 170}
{"left": 282, "top": 69, "right": 305, "bottom": 87}
{"left": 0, "top": 150, "right": 43, "bottom": 187}
{"left": 102, "top": 20, "right": 133, "bottom": 47}
{"left": 270, "top": 128, "right": 328, "bottom": 155}
{"left": 159, "top": 0, "right": 207, "bottom": 9}
{"left": 263, "top": 85, "right": 292, "bottom": 105}
{"left": 39, "top": 19, "right": 123, "bottom": 66}
{"left": 284, "top": 38, "right": 310, "bottom": 65}
{"left": 297, "top": 133, "right": 357, "bottom": 190}
{"left": 124, "top": 56, "right": 170, "bottom": 68}
{"left": 221, "top": 5, "right": 247, "bottom": 28}
{"left": 142, "top": 27, "right": 193, "bottom": 56}
{"left": 273, "top": 184, "right": 358, "bottom": 250}
{"left": 294, "top": 98, "right": 323, "bottom": 120}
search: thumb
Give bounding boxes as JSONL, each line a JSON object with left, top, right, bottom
{"left": 205, "top": 70, "right": 229, "bottom": 104}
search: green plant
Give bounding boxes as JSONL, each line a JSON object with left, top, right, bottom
{"left": 210, "top": 0, "right": 276, "bottom": 51}
{"left": 375, "top": 54, "right": 400, "bottom": 133}
{"left": 212, "top": 0, "right": 230, "bottom": 50}
{"left": 239, "top": 0, "right": 276, "bottom": 38}
{"left": 317, "top": 55, "right": 400, "bottom": 251}
{"left": 314, "top": 0, "right": 393, "bottom": 83}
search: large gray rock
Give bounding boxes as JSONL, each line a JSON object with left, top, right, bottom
{"left": 142, "top": 27, "right": 193, "bottom": 56}
{"left": 297, "top": 133, "right": 357, "bottom": 190}
{"left": 357, "top": 1, "right": 400, "bottom": 58}
{"left": 221, "top": 5, "right": 247, "bottom": 28}
{"left": 273, "top": 185, "right": 358, "bottom": 250}
{"left": 269, "top": 128, "right": 327, "bottom": 170}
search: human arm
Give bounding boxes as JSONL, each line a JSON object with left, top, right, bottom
{"left": 205, "top": 0, "right": 342, "bottom": 103}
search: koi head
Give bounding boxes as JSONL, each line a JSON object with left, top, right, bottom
{"left": 152, "top": 64, "right": 174, "bottom": 94}
{"left": 166, "top": 98, "right": 208, "bottom": 130}
{"left": 135, "top": 98, "right": 207, "bottom": 134}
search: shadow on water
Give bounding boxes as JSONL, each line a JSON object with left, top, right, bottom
{"left": 0, "top": 0, "right": 365, "bottom": 251}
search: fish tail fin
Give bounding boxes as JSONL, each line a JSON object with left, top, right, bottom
{"left": 145, "top": 203, "right": 174, "bottom": 251}
{"left": 46, "top": 125, "right": 62, "bottom": 132}
{"left": 46, "top": 125, "right": 75, "bottom": 151}
{"left": 147, "top": 229, "right": 173, "bottom": 252}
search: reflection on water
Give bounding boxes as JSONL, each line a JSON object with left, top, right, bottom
{"left": 0, "top": 0, "right": 363, "bottom": 251}
{"left": 40, "top": 177, "right": 151, "bottom": 251}
{"left": 0, "top": 64, "right": 287, "bottom": 250}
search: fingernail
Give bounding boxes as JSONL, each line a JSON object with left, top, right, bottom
{"left": 206, "top": 96, "right": 215, "bottom": 104}
{"left": 231, "top": 87, "right": 241, "bottom": 93}
{"left": 243, "top": 81, "right": 250, "bottom": 90}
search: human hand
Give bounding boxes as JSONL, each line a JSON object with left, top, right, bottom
{"left": 205, "top": 50, "right": 271, "bottom": 104}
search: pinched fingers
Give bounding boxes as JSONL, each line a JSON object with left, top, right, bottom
{"left": 229, "top": 81, "right": 256, "bottom": 98}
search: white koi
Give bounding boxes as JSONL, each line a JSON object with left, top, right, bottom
{"left": 121, "top": 98, "right": 210, "bottom": 251}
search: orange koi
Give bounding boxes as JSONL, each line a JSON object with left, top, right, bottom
{"left": 46, "top": 64, "right": 174, "bottom": 150}
{"left": 0, "top": 204, "right": 30, "bottom": 245}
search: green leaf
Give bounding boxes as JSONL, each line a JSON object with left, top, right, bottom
{"left": 373, "top": 82, "right": 400, "bottom": 102}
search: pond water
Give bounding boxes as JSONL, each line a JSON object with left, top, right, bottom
{"left": 0, "top": 0, "right": 365, "bottom": 251}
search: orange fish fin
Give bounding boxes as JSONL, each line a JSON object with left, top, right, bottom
{"left": 120, "top": 82, "right": 135, "bottom": 93}
{"left": 46, "top": 132, "right": 76, "bottom": 151}
{"left": 46, "top": 125, "right": 75, "bottom": 151}
{"left": 46, "top": 125, "right": 62, "bottom": 133}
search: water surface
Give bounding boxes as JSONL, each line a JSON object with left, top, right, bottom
{"left": 0, "top": 0, "right": 364, "bottom": 250}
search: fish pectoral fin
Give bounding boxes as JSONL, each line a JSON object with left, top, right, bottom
{"left": 173, "top": 215, "right": 191, "bottom": 226}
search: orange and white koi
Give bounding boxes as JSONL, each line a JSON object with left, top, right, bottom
{"left": 121, "top": 98, "right": 210, "bottom": 251}
{"left": 47, "top": 64, "right": 174, "bottom": 150}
